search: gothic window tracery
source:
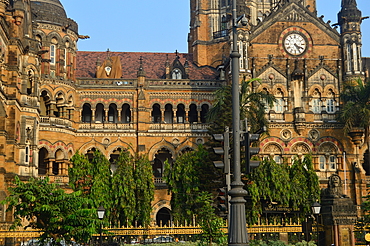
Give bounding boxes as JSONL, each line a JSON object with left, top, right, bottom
{"left": 291, "top": 143, "right": 310, "bottom": 153}
{"left": 172, "top": 68, "right": 182, "bottom": 79}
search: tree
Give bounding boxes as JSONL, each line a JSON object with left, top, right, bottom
{"left": 195, "top": 192, "right": 226, "bottom": 246}
{"left": 2, "top": 176, "right": 97, "bottom": 245}
{"left": 339, "top": 78, "right": 370, "bottom": 173}
{"left": 133, "top": 154, "right": 155, "bottom": 226}
{"left": 69, "top": 151, "right": 112, "bottom": 218}
{"left": 207, "top": 78, "right": 275, "bottom": 133}
{"left": 246, "top": 155, "right": 320, "bottom": 224}
{"left": 69, "top": 149, "right": 154, "bottom": 227}
{"left": 163, "top": 146, "right": 225, "bottom": 245}
{"left": 110, "top": 150, "right": 136, "bottom": 227}
{"left": 163, "top": 145, "right": 220, "bottom": 222}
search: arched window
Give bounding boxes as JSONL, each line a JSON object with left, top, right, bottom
{"left": 176, "top": 104, "right": 185, "bottom": 123}
{"left": 27, "top": 70, "right": 34, "bottom": 95}
{"left": 82, "top": 103, "right": 92, "bottom": 123}
{"left": 122, "top": 104, "right": 131, "bottom": 123}
{"left": 108, "top": 104, "right": 118, "bottom": 123}
{"left": 38, "top": 147, "right": 48, "bottom": 175}
{"left": 164, "top": 104, "right": 173, "bottom": 123}
{"left": 200, "top": 104, "right": 209, "bottom": 123}
{"left": 152, "top": 104, "right": 161, "bottom": 123}
{"left": 172, "top": 69, "right": 182, "bottom": 79}
{"left": 95, "top": 103, "right": 105, "bottom": 123}
{"left": 40, "top": 91, "right": 50, "bottom": 116}
{"left": 189, "top": 104, "right": 198, "bottom": 123}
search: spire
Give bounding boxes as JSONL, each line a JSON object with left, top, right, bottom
{"left": 338, "top": 0, "right": 362, "bottom": 27}
{"left": 137, "top": 56, "right": 146, "bottom": 78}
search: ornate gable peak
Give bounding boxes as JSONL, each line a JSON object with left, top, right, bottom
{"left": 307, "top": 62, "right": 338, "bottom": 79}
{"left": 250, "top": 1, "right": 339, "bottom": 43}
{"left": 285, "top": 10, "right": 306, "bottom": 22}
{"left": 256, "top": 63, "right": 286, "bottom": 81}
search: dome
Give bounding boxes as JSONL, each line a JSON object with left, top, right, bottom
{"left": 30, "top": 0, "right": 78, "bottom": 33}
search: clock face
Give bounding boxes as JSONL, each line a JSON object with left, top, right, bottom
{"left": 283, "top": 33, "right": 307, "bottom": 56}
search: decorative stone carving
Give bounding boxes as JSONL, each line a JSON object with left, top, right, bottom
{"left": 281, "top": 129, "right": 291, "bottom": 140}
{"left": 321, "top": 174, "right": 347, "bottom": 198}
{"left": 308, "top": 129, "right": 320, "bottom": 141}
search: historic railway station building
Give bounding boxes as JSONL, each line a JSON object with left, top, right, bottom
{"left": 0, "top": 0, "right": 369, "bottom": 223}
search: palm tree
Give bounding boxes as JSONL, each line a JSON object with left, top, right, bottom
{"left": 339, "top": 78, "right": 370, "bottom": 173}
{"left": 207, "top": 78, "right": 275, "bottom": 133}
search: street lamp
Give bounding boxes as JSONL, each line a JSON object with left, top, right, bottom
{"left": 97, "top": 205, "right": 105, "bottom": 246}
{"left": 228, "top": 0, "right": 249, "bottom": 245}
{"left": 311, "top": 202, "right": 321, "bottom": 246}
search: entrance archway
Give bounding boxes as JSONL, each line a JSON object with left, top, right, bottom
{"left": 156, "top": 207, "right": 172, "bottom": 226}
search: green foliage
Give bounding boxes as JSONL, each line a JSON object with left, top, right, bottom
{"left": 164, "top": 146, "right": 225, "bottom": 245}
{"left": 207, "top": 78, "right": 275, "bottom": 134}
{"left": 290, "top": 241, "right": 317, "bottom": 246}
{"left": 195, "top": 192, "right": 227, "bottom": 246}
{"left": 69, "top": 149, "right": 154, "bottom": 227}
{"left": 133, "top": 154, "right": 155, "bottom": 226}
{"left": 357, "top": 191, "right": 370, "bottom": 231}
{"left": 111, "top": 150, "right": 136, "bottom": 227}
{"left": 1, "top": 176, "right": 97, "bottom": 244}
{"left": 164, "top": 145, "right": 217, "bottom": 222}
{"left": 339, "top": 78, "right": 370, "bottom": 132}
{"left": 246, "top": 155, "right": 320, "bottom": 224}
{"left": 249, "top": 240, "right": 317, "bottom": 246}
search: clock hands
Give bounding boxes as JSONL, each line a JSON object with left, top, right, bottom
{"left": 294, "top": 43, "right": 304, "bottom": 51}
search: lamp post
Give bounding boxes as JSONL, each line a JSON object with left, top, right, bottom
{"left": 97, "top": 205, "right": 105, "bottom": 246}
{"left": 311, "top": 202, "right": 321, "bottom": 246}
{"left": 228, "top": 0, "right": 248, "bottom": 245}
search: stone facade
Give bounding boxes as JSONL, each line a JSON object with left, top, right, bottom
{"left": 0, "top": 0, "right": 368, "bottom": 225}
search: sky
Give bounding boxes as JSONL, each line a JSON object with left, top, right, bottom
{"left": 61, "top": 0, "right": 370, "bottom": 57}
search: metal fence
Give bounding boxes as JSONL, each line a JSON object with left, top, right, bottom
{"left": 0, "top": 219, "right": 326, "bottom": 246}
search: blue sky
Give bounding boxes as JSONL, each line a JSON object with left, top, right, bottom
{"left": 61, "top": 0, "right": 370, "bottom": 57}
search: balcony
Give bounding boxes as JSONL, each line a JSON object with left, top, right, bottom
{"left": 40, "top": 117, "right": 72, "bottom": 128}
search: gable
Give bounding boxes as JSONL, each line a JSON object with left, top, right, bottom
{"left": 250, "top": 2, "right": 340, "bottom": 44}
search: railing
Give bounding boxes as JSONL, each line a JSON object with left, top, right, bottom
{"left": 0, "top": 221, "right": 315, "bottom": 238}
{"left": 79, "top": 123, "right": 134, "bottom": 131}
{"left": 39, "top": 117, "right": 72, "bottom": 128}
{"left": 149, "top": 123, "right": 210, "bottom": 132}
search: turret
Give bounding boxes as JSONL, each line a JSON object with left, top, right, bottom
{"left": 338, "top": 0, "right": 366, "bottom": 80}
